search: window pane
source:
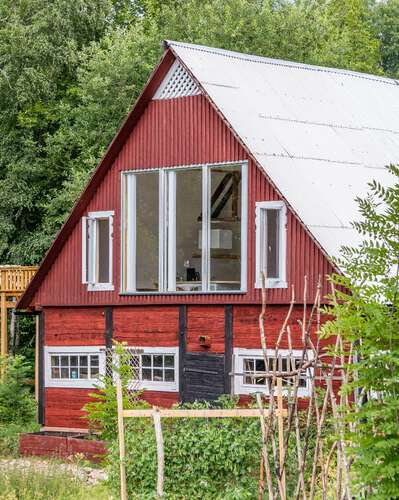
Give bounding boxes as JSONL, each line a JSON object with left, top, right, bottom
{"left": 70, "top": 368, "right": 79, "bottom": 379}
{"left": 90, "top": 355, "right": 99, "bottom": 366}
{"left": 61, "top": 356, "right": 69, "bottom": 367}
{"left": 164, "top": 369, "right": 175, "bottom": 382}
{"left": 164, "top": 355, "right": 174, "bottom": 367}
{"left": 210, "top": 165, "right": 241, "bottom": 290}
{"left": 255, "top": 359, "right": 265, "bottom": 372}
{"left": 153, "top": 369, "right": 163, "bottom": 381}
{"left": 80, "top": 356, "right": 88, "bottom": 367}
{"left": 244, "top": 359, "right": 254, "bottom": 372}
{"left": 142, "top": 355, "right": 151, "bottom": 367}
{"left": 153, "top": 355, "right": 163, "bottom": 367}
{"left": 97, "top": 218, "right": 110, "bottom": 283}
{"left": 51, "top": 356, "right": 59, "bottom": 367}
{"left": 70, "top": 356, "right": 78, "bottom": 367}
{"left": 90, "top": 366, "right": 99, "bottom": 378}
{"left": 142, "top": 368, "right": 152, "bottom": 381}
{"left": 79, "top": 367, "right": 88, "bottom": 379}
{"left": 175, "top": 169, "right": 202, "bottom": 291}
{"left": 61, "top": 368, "right": 69, "bottom": 378}
{"left": 51, "top": 368, "right": 60, "bottom": 379}
{"left": 266, "top": 209, "right": 279, "bottom": 279}
{"left": 136, "top": 172, "right": 159, "bottom": 291}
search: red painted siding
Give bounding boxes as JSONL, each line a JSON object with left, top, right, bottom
{"left": 141, "top": 390, "right": 179, "bottom": 407}
{"left": 44, "top": 308, "right": 105, "bottom": 346}
{"left": 45, "top": 388, "right": 93, "bottom": 428}
{"left": 113, "top": 306, "right": 179, "bottom": 346}
{"left": 31, "top": 94, "right": 333, "bottom": 308}
{"left": 186, "top": 305, "right": 225, "bottom": 353}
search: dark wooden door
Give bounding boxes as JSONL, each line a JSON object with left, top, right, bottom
{"left": 181, "top": 352, "right": 225, "bottom": 403}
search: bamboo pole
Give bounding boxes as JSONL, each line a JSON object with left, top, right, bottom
{"left": 122, "top": 408, "right": 287, "bottom": 418}
{"left": 277, "top": 378, "right": 286, "bottom": 500}
{"left": 153, "top": 407, "right": 164, "bottom": 498}
{"left": 116, "top": 374, "right": 128, "bottom": 500}
{"left": 35, "top": 315, "right": 39, "bottom": 402}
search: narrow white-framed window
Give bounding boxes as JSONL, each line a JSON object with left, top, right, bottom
{"left": 82, "top": 211, "right": 114, "bottom": 291}
{"left": 233, "top": 348, "right": 312, "bottom": 397}
{"left": 255, "top": 201, "right": 287, "bottom": 288}
{"left": 124, "top": 346, "right": 179, "bottom": 392}
{"left": 45, "top": 346, "right": 106, "bottom": 389}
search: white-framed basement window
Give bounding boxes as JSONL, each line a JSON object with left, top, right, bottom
{"left": 233, "top": 348, "right": 312, "bottom": 397}
{"left": 121, "top": 162, "right": 248, "bottom": 294}
{"left": 126, "top": 347, "right": 179, "bottom": 392}
{"left": 255, "top": 201, "right": 287, "bottom": 288}
{"left": 82, "top": 211, "right": 114, "bottom": 291}
{"left": 45, "top": 346, "right": 106, "bottom": 388}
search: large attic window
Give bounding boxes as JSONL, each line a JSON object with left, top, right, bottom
{"left": 121, "top": 163, "right": 248, "bottom": 294}
{"left": 153, "top": 60, "right": 200, "bottom": 100}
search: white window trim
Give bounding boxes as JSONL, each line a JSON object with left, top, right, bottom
{"left": 126, "top": 346, "right": 179, "bottom": 392}
{"left": 82, "top": 210, "right": 114, "bottom": 292}
{"left": 121, "top": 162, "right": 248, "bottom": 294}
{"left": 233, "top": 348, "right": 312, "bottom": 397}
{"left": 45, "top": 346, "right": 106, "bottom": 389}
{"left": 255, "top": 200, "right": 287, "bottom": 289}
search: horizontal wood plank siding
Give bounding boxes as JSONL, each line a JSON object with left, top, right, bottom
{"left": 32, "top": 94, "right": 333, "bottom": 308}
{"left": 113, "top": 306, "right": 179, "bottom": 346}
{"left": 44, "top": 308, "right": 105, "bottom": 345}
{"left": 186, "top": 305, "right": 225, "bottom": 353}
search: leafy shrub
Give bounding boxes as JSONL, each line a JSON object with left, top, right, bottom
{"left": 83, "top": 343, "right": 148, "bottom": 441}
{"left": 0, "top": 355, "right": 36, "bottom": 425}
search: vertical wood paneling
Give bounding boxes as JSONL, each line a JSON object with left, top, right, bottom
{"left": 33, "top": 94, "right": 334, "bottom": 307}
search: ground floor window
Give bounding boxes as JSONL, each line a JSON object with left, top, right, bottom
{"left": 233, "top": 348, "right": 311, "bottom": 396}
{"left": 45, "top": 346, "right": 105, "bottom": 388}
{"left": 125, "top": 347, "right": 179, "bottom": 392}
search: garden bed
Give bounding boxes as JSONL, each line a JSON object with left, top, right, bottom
{"left": 19, "top": 431, "right": 107, "bottom": 463}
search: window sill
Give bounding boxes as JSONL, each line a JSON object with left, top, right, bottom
{"left": 234, "top": 386, "right": 310, "bottom": 397}
{"left": 128, "top": 381, "right": 178, "bottom": 392}
{"left": 45, "top": 379, "right": 101, "bottom": 389}
{"left": 254, "top": 280, "right": 287, "bottom": 289}
{"left": 119, "top": 290, "right": 247, "bottom": 296}
{"left": 87, "top": 283, "right": 115, "bottom": 292}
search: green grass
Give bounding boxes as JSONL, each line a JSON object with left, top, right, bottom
{"left": 0, "top": 421, "right": 39, "bottom": 458}
{"left": 0, "top": 467, "right": 113, "bottom": 499}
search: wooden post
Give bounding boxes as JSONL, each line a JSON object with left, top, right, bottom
{"left": 277, "top": 378, "right": 286, "bottom": 500}
{"left": 0, "top": 293, "right": 7, "bottom": 357}
{"left": 35, "top": 315, "right": 39, "bottom": 402}
{"left": 153, "top": 407, "right": 164, "bottom": 498}
{"left": 116, "top": 374, "right": 128, "bottom": 500}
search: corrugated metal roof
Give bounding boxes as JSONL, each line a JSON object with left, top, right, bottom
{"left": 167, "top": 40, "right": 399, "bottom": 258}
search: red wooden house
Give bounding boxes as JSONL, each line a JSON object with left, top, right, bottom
{"left": 17, "top": 41, "right": 398, "bottom": 430}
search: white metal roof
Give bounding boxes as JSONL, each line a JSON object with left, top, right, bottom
{"left": 166, "top": 40, "right": 399, "bottom": 258}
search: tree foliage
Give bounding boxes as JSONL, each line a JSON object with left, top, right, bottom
{"left": 323, "top": 164, "right": 399, "bottom": 498}
{"left": 0, "top": 0, "right": 396, "bottom": 264}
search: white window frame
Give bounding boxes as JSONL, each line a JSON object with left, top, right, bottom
{"left": 255, "top": 201, "right": 287, "bottom": 289}
{"left": 45, "top": 346, "right": 106, "bottom": 389}
{"left": 126, "top": 346, "right": 179, "bottom": 392}
{"left": 82, "top": 210, "right": 114, "bottom": 291}
{"left": 121, "top": 162, "right": 248, "bottom": 294}
{"left": 233, "top": 348, "right": 312, "bottom": 397}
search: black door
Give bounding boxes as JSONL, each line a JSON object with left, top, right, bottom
{"left": 181, "top": 352, "right": 226, "bottom": 403}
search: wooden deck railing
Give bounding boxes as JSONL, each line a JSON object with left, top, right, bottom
{"left": 0, "top": 265, "right": 38, "bottom": 357}
{"left": 0, "top": 266, "right": 38, "bottom": 293}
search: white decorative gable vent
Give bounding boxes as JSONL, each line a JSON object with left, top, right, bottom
{"left": 153, "top": 60, "right": 201, "bottom": 100}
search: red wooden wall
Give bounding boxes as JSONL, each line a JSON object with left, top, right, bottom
{"left": 31, "top": 94, "right": 333, "bottom": 308}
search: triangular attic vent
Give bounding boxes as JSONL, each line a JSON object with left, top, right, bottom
{"left": 153, "top": 60, "right": 200, "bottom": 100}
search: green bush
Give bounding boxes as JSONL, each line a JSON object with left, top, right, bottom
{"left": 0, "top": 355, "right": 36, "bottom": 425}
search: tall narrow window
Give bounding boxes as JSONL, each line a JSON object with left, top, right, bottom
{"left": 255, "top": 201, "right": 287, "bottom": 288}
{"left": 82, "top": 211, "right": 114, "bottom": 291}
{"left": 209, "top": 165, "right": 242, "bottom": 290}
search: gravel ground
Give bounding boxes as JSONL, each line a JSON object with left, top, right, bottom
{"left": 0, "top": 457, "right": 108, "bottom": 485}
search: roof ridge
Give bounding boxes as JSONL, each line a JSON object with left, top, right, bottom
{"left": 165, "top": 40, "right": 397, "bottom": 87}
